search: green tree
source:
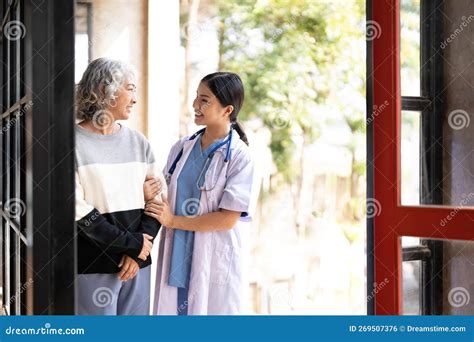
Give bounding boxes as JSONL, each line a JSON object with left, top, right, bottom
{"left": 181, "top": 0, "right": 367, "bottom": 231}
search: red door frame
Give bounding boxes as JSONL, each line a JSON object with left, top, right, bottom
{"left": 371, "top": 0, "right": 474, "bottom": 314}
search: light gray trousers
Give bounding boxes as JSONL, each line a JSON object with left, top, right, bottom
{"left": 77, "top": 265, "right": 151, "bottom": 315}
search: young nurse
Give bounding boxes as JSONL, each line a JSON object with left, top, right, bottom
{"left": 144, "top": 72, "right": 254, "bottom": 315}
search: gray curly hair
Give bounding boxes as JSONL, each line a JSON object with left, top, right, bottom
{"left": 76, "top": 58, "right": 136, "bottom": 120}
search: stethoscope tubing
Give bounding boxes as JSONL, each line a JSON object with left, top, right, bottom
{"left": 166, "top": 128, "right": 233, "bottom": 185}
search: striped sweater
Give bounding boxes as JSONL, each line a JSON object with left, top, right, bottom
{"left": 75, "top": 123, "right": 166, "bottom": 274}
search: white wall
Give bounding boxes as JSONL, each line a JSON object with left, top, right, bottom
{"left": 147, "top": 0, "right": 181, "bottom": 311}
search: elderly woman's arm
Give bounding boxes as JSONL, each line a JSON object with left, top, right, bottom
{"left": 76, "top": 171, "right": 153, "bottom": 260}
{"left": 129, "top": 144, "right": 167, "bottom": 250}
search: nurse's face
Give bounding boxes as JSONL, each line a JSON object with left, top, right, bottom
{"left": 192, "top": 82, "right": 233, "bottom": 127}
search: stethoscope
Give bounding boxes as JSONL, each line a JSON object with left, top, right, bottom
{"left": 165, "top": 128, "right": 233, "bottom": 191}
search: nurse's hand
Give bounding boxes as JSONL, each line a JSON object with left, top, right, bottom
{"left": 145, "top": 194, "right": 175, "bottom": 227}
{"left": 143, "top": 176, "right": 162, "bottom": 202}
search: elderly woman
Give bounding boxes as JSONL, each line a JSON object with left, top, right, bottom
{"left": 74, "top": 58, "right": 166, "bottom": 315}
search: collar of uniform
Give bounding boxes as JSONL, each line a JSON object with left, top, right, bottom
{"left": 216, "top": 128, "right": 238, "bottom": 151}
{"left": 182, "top": 128, "right": 238, "bottom": 157}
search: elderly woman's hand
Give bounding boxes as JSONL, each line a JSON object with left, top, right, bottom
{"left": 145, "top": 194, "right": 175, "bottom": 227}
{"left": 118, "top": 255, "right": 139, "bottom": 281}
{"left": 143, "top": 176, "right": 163, "bottom": 202}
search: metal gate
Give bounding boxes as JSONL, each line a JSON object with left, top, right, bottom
{"left": 0, "top": 0, "right": 75, "bottom": 315}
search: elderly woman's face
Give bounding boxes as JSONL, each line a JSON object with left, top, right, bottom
{"left": 108, "top": 80, "right": 137, "bottom": 121}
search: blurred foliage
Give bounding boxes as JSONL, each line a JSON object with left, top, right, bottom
{"left": 400, "top": 0, "right": 421, "bottom": 95}
{"left": 210, "top": 0, "right": 368, "bottom": 182}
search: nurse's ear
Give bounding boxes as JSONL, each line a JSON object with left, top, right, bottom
{"left": 222, "top": 104, "right": 234, "bottom": 119}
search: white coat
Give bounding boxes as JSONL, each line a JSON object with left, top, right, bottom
{"left": 153, "top": 129, "right": 254, "bottom": 315}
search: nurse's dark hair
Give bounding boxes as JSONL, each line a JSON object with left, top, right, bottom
{"left": 201, "top": 72, "right": 249, "bottom": 145}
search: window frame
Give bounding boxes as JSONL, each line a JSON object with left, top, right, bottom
{"left": 368, "top": 0, "right": 474, "bottom": 315}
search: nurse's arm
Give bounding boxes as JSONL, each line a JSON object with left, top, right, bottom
{"left": 172, "top": 209, "right": 241, "bottom": 232}
{"left": 144, "top": 198, "right": 240, "bottom": 231}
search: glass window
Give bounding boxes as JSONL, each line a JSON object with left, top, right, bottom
{"left": 401, "top": 111, "right": 421, "bottom": 205}
{"left": 400, "top": 0, "right": 421, "bottom": 97}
